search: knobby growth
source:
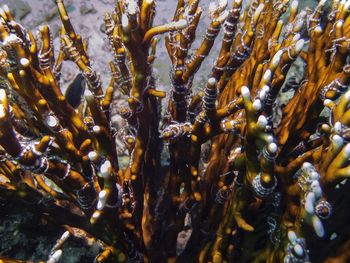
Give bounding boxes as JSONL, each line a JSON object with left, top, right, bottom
{"left": 0, "top": 0, "right": 350, "bottom": 262}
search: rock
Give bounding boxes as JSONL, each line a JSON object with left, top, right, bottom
{"left": 100, "top": 23, "right": 106, "bottom": 34}
{"left": 80, "top": 2, "right": 97, "bottom": 15}
{"left": 100, "top": 0, "right": 115, "bottom": 4}
{"left": 8, "top": 0, "right": 32, "bottom": 20}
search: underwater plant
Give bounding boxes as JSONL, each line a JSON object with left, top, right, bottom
{"left": 1, "top": 0, "right": 350, "bottom": 262}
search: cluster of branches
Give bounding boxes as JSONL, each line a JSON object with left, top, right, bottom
{"left": 0, "top": 0, "right": 350, "bottom": 262}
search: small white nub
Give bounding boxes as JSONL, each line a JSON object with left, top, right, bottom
{"left": 321, "top": 124, "right": 330, "bottom": 131}
{"left": 293, "top": 244, "right": 304, "bottom": 257}
{"left": 305, "top": 192, "right": 316, "bottom": 214}
{"left": 262, "top": 85, "right": 270, "bottom": 93}
{"left": 100, "top": 160, "right": 112, "bottom": 178}
{"left": 219, "top": 0, "right": 228, "bottom": 9}
{"left": 314, "top": 26, "right": 323, "bottom": 34}
{"left": 257, "top": 115, "right": 267, "bottom": 128}
{"left": 263, "top": 69, "right": 272, "bottom": 83}
{"left": 345, "top": 90, "right": 350, "bottom": 100}
{"left": 241, "top": 86, "right": 250, "bottom": 100}
{"left": 20, "top": 58, "right": 30, "bottom": 67}
{"left": 302, "top": 162, "right": 312, "bottom": 170}
{"left": 47, "top": 115, "right": 58, "bottom": 128}
{"left": 0, "top": 104, "right": 6, "bottom": 118}
{"left": 252, "top": 99, "right": 262, "bottom": 111}
{"left": 97, "top": 190, "right": 107, "bottom": 210}
{"left": 93, "top": 125, "right": 101, "bottom": 133}
{"left": 0, "top": 8, "right": 5, "bottom": 19}
{"left": 121, "top": 13, "right": 129, "bottom": 30}
{"left": 0, "top": 89, "right": 6, "bottom": 102}
{"left": 259, "top": 90, "right": 266, "bottom": 101}
{"left": 268, "top": 143, "right": 278, "bottom": 154}
{"left": 209, "top": 1, "right": 217, "bottom": 14}
{"left": 334, "top": 122, "right": 342, "bottom": 134}
{"left": 344, "top": 0, "right": 350, "bottom": 12}
{"left": 344, "top": 143, "right": 350, "bottom": 157}
{"left": 271, "top": 50, "right": 283, "bottom": 68}
{"left": 127, "top": 1, "right": 138, "bottom": 15}
{"left": 337, "top": 20, "right": 343, "bottom": 30}
{"left": 253, "top": 4, "right": 264, "bottom": 24}
{"left": 61, "top": 231, "right": 70, "bottom": 240}
{"left": 291, "top": 0, "right": 299, "bottom": 11}
{"left": 332, "top": 134, "right": 344, "bottom": 149}
{"left": 88, "top": 151, "right": 98, "bottom": 161}
{"left": 288, "top": 230, "right": 297, "bottom": 243}
{"left": 2, "top": 5, "right": 10, "bottom": 13}
{"left": 310, "top": 171, "right": 320, "bottom": 181}
{"left": 312, "top": 215, "right": 325, "bottom": 237}
{"left": 92, "top": 210, "right": 100, "bottom": 219}
{"left": 293, "top": 11, "right": 306, "bottom": 32}
{"left": 295, "top": 39, "right": 305, "bottom": 54}
{"left": 311, "top": 181, "right": 322, "bottom": 198}
{"left": 266, "top": 135, "right": 274, "bottom": 143}
{"left": 85, "top": 89, "right": 93, "bottom": 97}
{"left": 207, "top": 77, "right": 217, "bottom": 87}
{"left": 292, "top": 33, "right": 301, "bottom": 42}
{"left": 215, "top": 10, "right": 229, "bottom": 23}
{"left": 330, "top": 232, "right": 337, "bottom": 240}
{"left": 234, "top": 147, "right": 242, "bottom": 153}
{"left": 47, "top": 250, "right": 63, "bottom": 263}
{"left": 323, "top": 99, "right": 333, "bottom": 107}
